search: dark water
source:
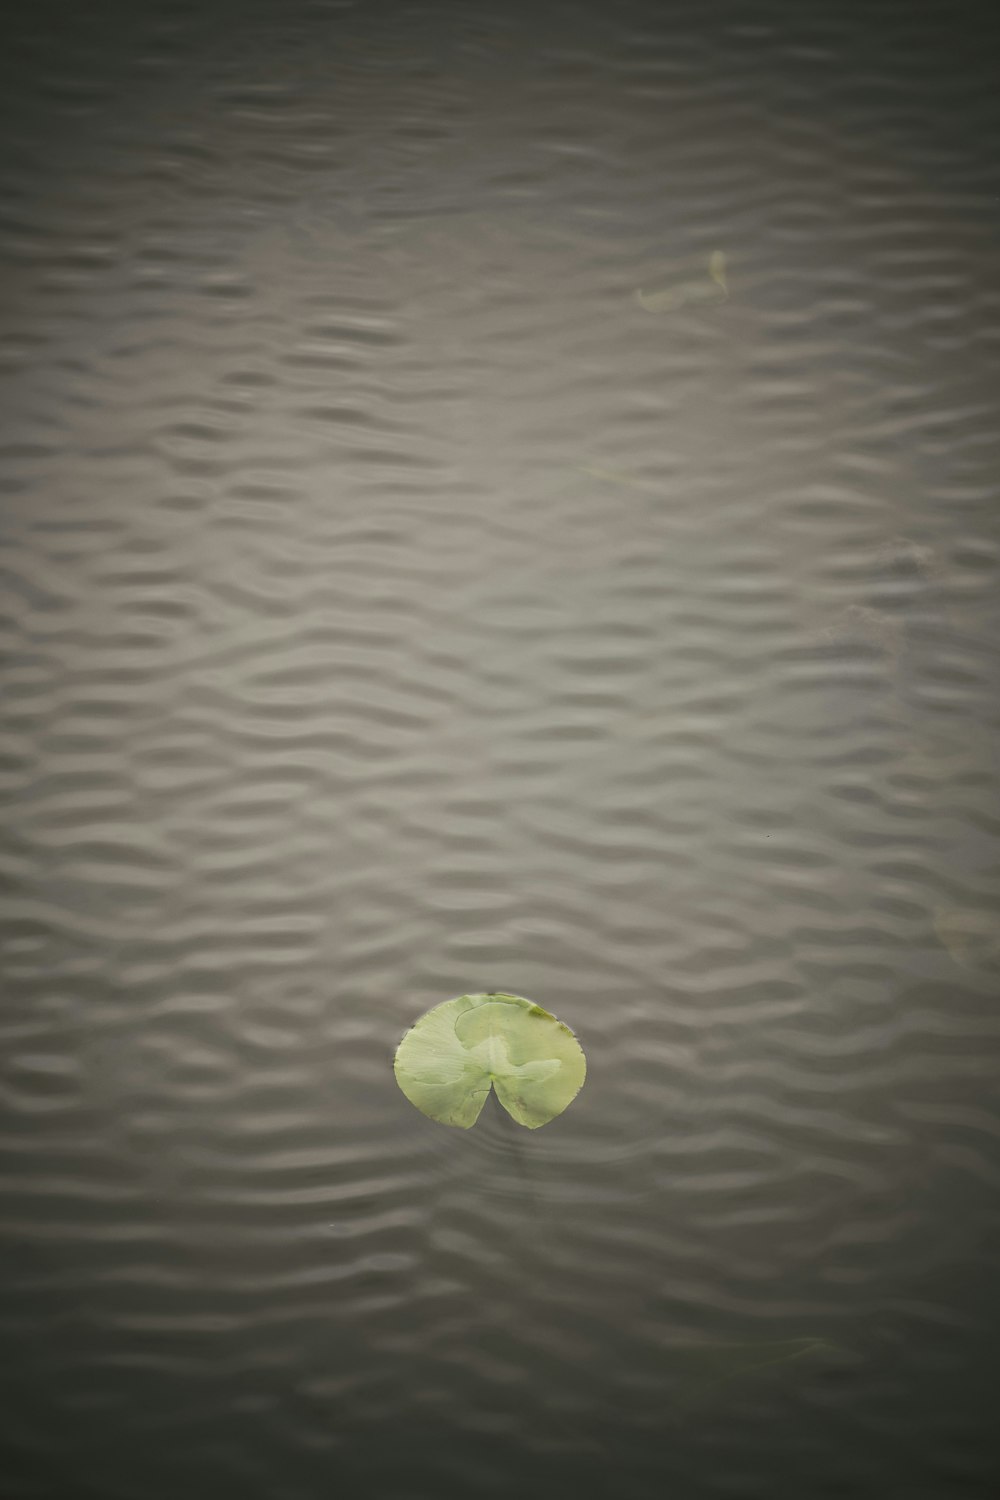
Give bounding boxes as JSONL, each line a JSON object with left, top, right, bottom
{"left": 2, "top": 2, "right": 1000, "bottom": 1497}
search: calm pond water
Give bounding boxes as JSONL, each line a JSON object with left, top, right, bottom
{"left": 2, "top": 2, "right": 999, "bottom": 1497}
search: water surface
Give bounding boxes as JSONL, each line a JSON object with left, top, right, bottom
{"left": 2, "top": 3, "right": 999, "bottom": 1497}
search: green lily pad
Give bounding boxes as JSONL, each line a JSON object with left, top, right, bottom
{"left": 393, "top": 992, "right": 586, "bottom": 1129}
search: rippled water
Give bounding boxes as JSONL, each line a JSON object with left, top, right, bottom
{"left": 2, "top": 2, "right": 1000, "bottom": 1497}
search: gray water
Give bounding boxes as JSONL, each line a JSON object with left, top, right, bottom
{"left": 2, "top": 2, "right": 1000, "bottom": 1497}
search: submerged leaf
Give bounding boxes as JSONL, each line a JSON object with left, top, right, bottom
{"left": 708, "top": 248, "right": 728, "bottom": 293}
{"left": 635, "top": 250, "right": 728, "bottom": 312}
{"left": 934, "top": 907, "right": 1000, "bottom": 970}
{"left": 674, "top": 1337, "right": 847, "bottom": 1410}
{"left": 393, "top": 992, "right": 586, "bottom": 1129}
{"left": 686, "top": 1337, "right": 840, "bottom": 1381}
{"left": 578, "top": 462, "right": 654, "bottom": 491}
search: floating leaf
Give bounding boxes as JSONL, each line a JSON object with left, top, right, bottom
{"left": 393, "top": 992, "right": 586, "bottom": 1129}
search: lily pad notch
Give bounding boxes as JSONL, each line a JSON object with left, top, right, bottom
{"left": 394, "top": 992, "right": 587, "bottom": 1129}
